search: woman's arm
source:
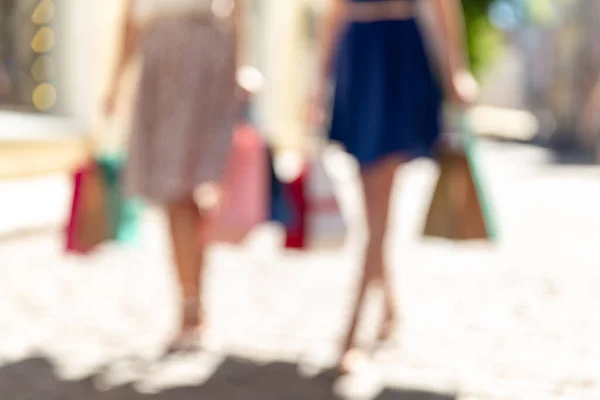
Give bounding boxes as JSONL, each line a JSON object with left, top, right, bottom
{"left": 233, "top": 0, "right": 260, "bottom": 100}
{"left": 233, "top": 0, "right": 245, "bottom": 71}
{"left": 430, "top": 0, "right": 477, "bottom": 103}
{"left": 309, "top": 0, "right": 346, "bottom": 122}
{"left": 317, "top": 0, "right": 346, "bottom": 86}
{"left": 431, "top": 0, "right": 467, "bottom": 72}
{"left": 105, "top": 0, "right": 139, "bottom": 113}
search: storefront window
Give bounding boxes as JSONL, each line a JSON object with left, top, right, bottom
{"left": 0, "top": 0, "right": 55, "bottom": 112}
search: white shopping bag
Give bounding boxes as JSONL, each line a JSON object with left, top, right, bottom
{"left": 305, "top": 143, "right": 347, "bottom": 250}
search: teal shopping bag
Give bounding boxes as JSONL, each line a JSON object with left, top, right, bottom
{"left": 459, "top": 112, "right": 498, "bottom": 241}
{"left": 97, "top": 153, "right": 143, "bottom": 244}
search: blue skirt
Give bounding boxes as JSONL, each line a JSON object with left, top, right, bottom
{"left": 329, "top": 18, "right": 443, "bottom": 166}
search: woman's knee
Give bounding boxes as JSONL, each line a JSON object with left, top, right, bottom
{"left": 166, "top": 196, "right": 199, "bottom": 225}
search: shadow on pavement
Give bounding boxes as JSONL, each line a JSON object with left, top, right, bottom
{"left": 480, "top": 135, "right": 544, "bottom": 147}
{"left": 480, "top": 132, "right": 600, "bottom": 167}
{"left": 374, "top": 388, "right": 455, "bottom": 400}
{"left": 0, "top": 356, "right": 457, "bottom": 400}
{"left": 546, "top": 149, "right": 598, "bottom": 166}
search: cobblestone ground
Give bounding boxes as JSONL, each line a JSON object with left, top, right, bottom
{"left": 1, "top": 142, "right": 600, "bottom": 400}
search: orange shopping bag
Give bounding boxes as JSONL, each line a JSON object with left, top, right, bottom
{"left": 422, "top": 146, "right": 488, "bottom": 240}
{"left": 207, "top": 123, "right": 269, "bottom": 244}
{"left": 422, "top": 111, "right": 497, "bottom": 241}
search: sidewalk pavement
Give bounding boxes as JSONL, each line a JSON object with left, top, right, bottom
{"left": 1, "top": 141, "right": 600, "bottom": 400}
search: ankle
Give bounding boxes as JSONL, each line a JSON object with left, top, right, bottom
{"left": 180, "top": 295, "right": 202, "bottom": 326}
{"left": 384, "top": 307, "right": 401, "bottom": 322}
{"left": 181, "top": 284, "right": 199, "bottom": 301}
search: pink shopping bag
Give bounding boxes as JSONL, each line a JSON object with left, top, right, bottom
{"left": 207, "top": 123, "right": 269, "bottom": 244}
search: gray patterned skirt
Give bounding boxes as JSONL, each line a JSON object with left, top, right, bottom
{"left": 124, "top": 16, "right": 237, "bottom": 203}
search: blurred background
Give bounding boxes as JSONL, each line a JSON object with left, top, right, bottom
{"left": 1, "top": 1, "right": 600, "bottom": 399}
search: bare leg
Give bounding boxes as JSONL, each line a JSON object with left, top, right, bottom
{"left": 166, "top": 196, "right": 207, "bottom": 350}
{"left": 338, "top": 155, "right": 403, "bottom": 373}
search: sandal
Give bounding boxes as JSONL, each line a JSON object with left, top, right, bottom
{"left": 165, "top": 327, "right": 203, "bottom": 354}
{"left": 373, "top": 314, "right": 401, "bottom": 354}
{"left": 376, "top": 316, "right": 398, "bottom": 342}
{"left": 163, "top": 297, "right": 203, "bottom": 356}
{"left": 337, "top": 348, "right": 368, "bottom": 376}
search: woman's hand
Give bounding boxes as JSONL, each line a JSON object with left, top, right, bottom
{"left": 430, "top": 0, "right": 476, "bottom": 106}
{"left": 447, "top": 69, "right": 479, "bottom": 106}
{"left": 235, "top": 83, "right": 251, "bottom": 103}
{"left": 308, "top": 82, "right": 327, "bottom": 126}
{"left": 236, "top": 65, "right": 263, "bottom": 103}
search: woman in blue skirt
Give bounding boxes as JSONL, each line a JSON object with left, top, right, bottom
{"left": 313, "top": 0, "right": 478, "bottom": 373}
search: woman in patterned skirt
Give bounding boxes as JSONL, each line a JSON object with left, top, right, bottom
{"left": 313, "top": 0, "right": 478, "bottom": 373}
{"left": 104, "top": 0, "right": 242, "bottom": 352}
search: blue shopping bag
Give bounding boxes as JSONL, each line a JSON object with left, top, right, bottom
{"left": 267, "top": 147, "right": 295, "bottom": 226}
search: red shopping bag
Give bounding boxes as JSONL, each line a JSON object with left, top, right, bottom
{"left": 284, "top": 151, "right": 347, "bottom": 250}
{"left": 207, "top": 123, "right": 269, "bottom": 244}
{"left": 283, "top": 164, "right": 308, "bottom": 249}
{"left": 65, "top": 160, "right": 111, "bottom": 254}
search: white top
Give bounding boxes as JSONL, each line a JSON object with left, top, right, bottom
{"left": 133, "top": 0, "right": 234, "bottom": 26}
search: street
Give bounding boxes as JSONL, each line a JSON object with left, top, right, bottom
{"left": 1, "top": 141, "right": 600, "bottom": 399}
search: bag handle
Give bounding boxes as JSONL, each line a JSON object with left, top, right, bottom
{"left": 442, "top": 105, "right": 472, "bottom": 150}
{"left": 237, "top": 66, "right": 264, "bottom": 126}
{"left": 306, "top": 102, "right": 330, "bottom": 156}
{"left": 83, "top": 122, "right": 98, "bottom": 156}
{"left": 308, "top": 128, "right": 328, "bottom": 157}
{"left": 84, "top": 118, "right": 124, "bottom": 159}
{"left": 457, "top": 109, "right": 476, "bottom": 148}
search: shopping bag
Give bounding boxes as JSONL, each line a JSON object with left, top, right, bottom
{"left": 268, "top": 146, "right": 294, "bottom": 226}
{"left": 96, "top": 153, "right": 143, "bottom": 244}
{"left": 65, "top": 160, "right": 111, "bottom": 254}
{"left": 423, "top": 111, "right": 498, "bottom": 241}
{"left": 305, "top": 149, "right": 347, "bottom": 249}
{"left": 283, "top": 164, "right": 308, "bottom": 249}
{"left": 282, "top": 140, "right": 347, "bottom": 250}
{"left": 65, "top": 116, "right": 142, "bottom": 253}
{"left": 208, "top": 123, "right": 269, "bottom": 244}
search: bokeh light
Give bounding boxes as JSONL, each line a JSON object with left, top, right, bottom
{"left": 31, "top": 27, "right": 55, "bottom": 54}
{"left": 31, "top": 0, "right": 55, "bottom": 25}
{"left": 32, "top": 82, "right": 57, "bottom": 110}
{"left": 29, "top": 0, "right": 55, "bottom": 111}
{"left": 489, "top": 0, "right": 522, "bottom": 31}
{"left": 31, "top": 55, "right": 55, "bottom": 82}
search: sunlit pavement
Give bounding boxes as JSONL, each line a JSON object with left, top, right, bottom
{"left": 1, "top": 141, "right": 600, "bottom": 400}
